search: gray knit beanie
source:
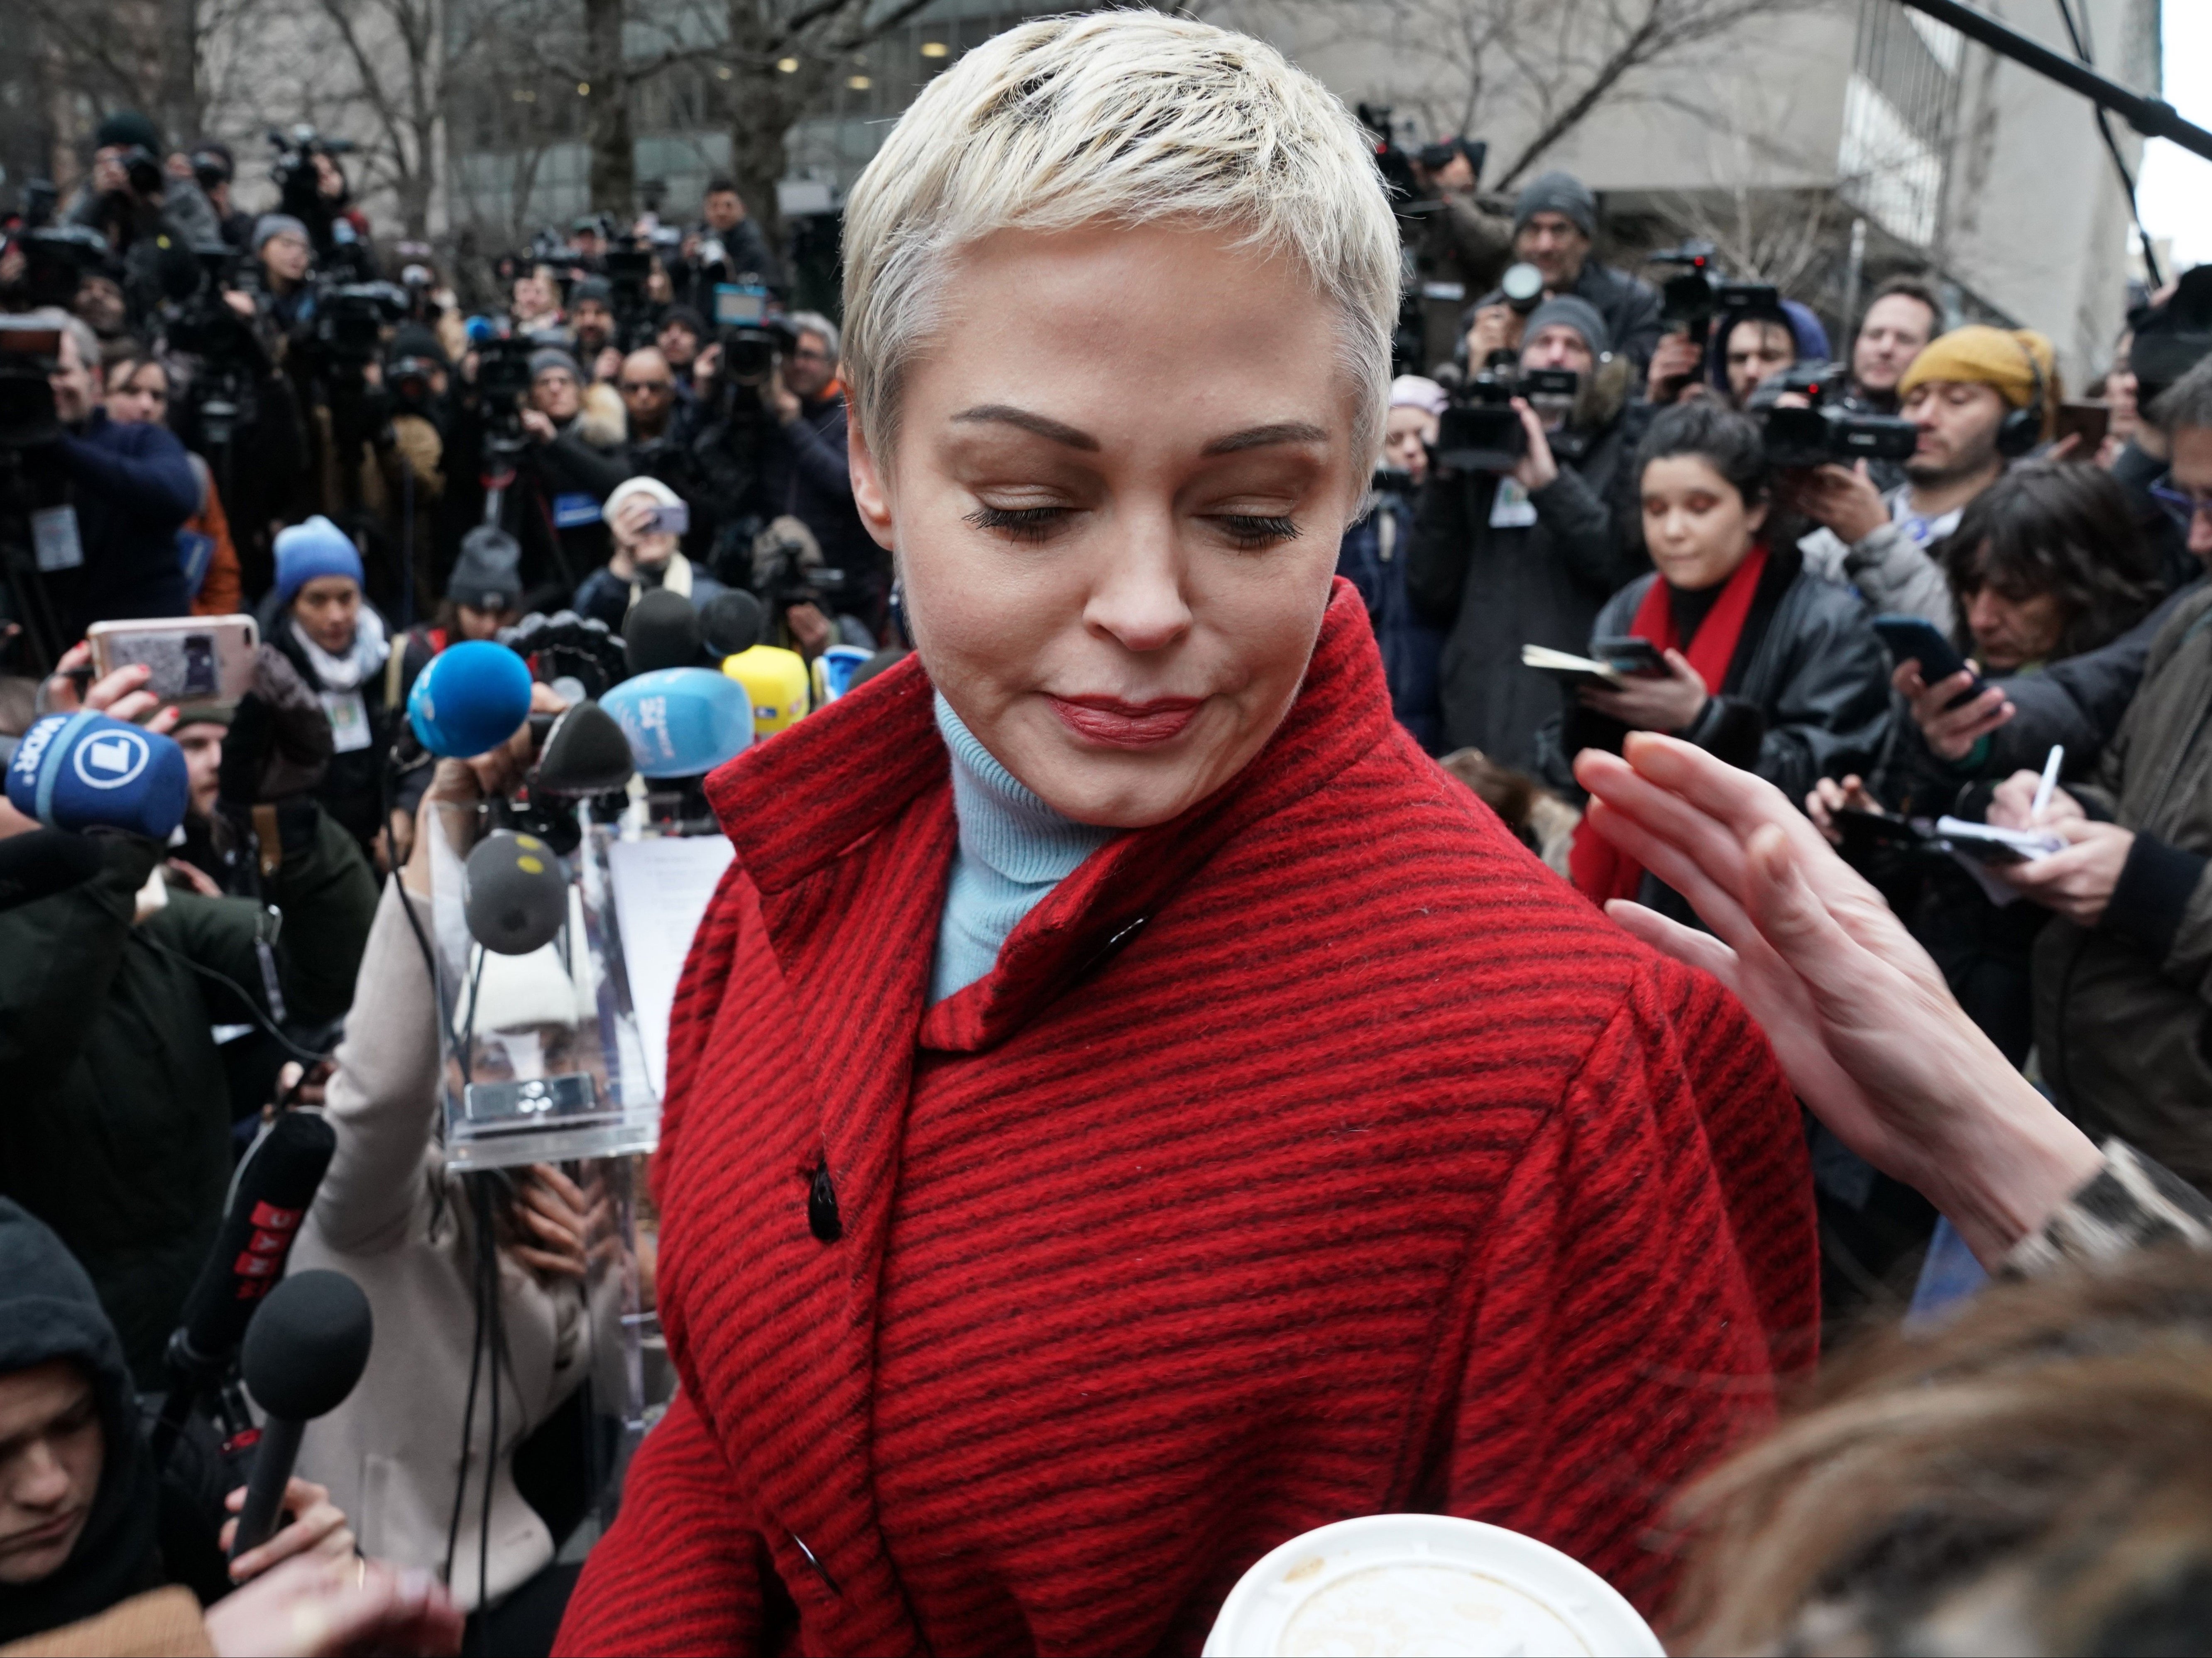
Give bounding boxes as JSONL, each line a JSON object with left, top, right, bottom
{"left": 1512, "top": 171, "right": 1598, "bottom": 238}
{"left": 1523, "top": 294, "right": 1611, "bottom": 357}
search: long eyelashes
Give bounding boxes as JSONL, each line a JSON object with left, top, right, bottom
{"left": 964, "top": 504, "right": 1066, "bottom": 541}
{"left": 963, "top": 506, "right": 1300, "bottom": 550}
{"left": 1217, "top": 515, "right": 1299, "bottom": 548}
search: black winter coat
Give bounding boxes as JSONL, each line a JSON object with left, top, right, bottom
{"left": 1407, "top": 390, "right": 1648, "bottom": 770}
{"left": 1540, "top": 546, "right": 1891, "bottom": 922}
{"left": 0, "top": 823, "right": 376, "bottom": 1384}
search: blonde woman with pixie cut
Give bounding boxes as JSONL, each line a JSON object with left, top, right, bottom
{"left": 556, "top": 15, "right": 1816, "bottom": 1653}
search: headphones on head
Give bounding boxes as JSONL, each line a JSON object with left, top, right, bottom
{"left": 1995, "top": 335, "right": 2048, "bottom": 459}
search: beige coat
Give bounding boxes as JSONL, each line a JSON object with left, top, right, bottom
{"left": 289, "top": 881, "right": 592, "bottom": 1611}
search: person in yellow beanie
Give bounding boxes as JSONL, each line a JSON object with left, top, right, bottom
{"left": 1796, "top": 323, "right": 2058, "bottom": 630}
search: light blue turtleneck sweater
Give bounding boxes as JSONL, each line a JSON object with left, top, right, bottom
{"left": 928, "top": 694, "right": 1115, "bottom": 1005}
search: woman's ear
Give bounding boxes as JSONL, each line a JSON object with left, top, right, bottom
{"left": 848, "top": 421, "right": 897, "bottom": 554}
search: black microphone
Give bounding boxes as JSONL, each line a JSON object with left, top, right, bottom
{"left": 0, "top": 828, "right": 104, "bottom": 913}
{"left": 230, "top": 1270, "right": 373, "bottom": 1559}
{"left": 168, "top": 1112, "right": 338, "bottom": 1380}
{"left": 463, "top": 830, "right": 569, "bottom": 955}
{"left": 622, "top": 589, "right": 703, "bottom": 675}
{"left": 700, "top": 589, "right": 764, "bottom": 659}
{"left": 534, "top": 701, "right": 636, "bottom": 797}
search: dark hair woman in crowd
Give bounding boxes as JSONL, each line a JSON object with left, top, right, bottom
{"left": 1548, "top": 400, "right": 1891, "bottom": 920}
{"left": 1940, "top": 464, "right": 2164, "bottom": 672}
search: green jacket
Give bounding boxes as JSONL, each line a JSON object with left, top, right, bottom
{"left": 2035, "top": 587, "right": 2212, "bottom": 1190}
{"left": 0, "top": 811, "right": 377, "bottom": 1384}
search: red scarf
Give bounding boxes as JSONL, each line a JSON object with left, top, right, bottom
{"left": 1569, "top": 544, "right": 1770, "bottom": 905}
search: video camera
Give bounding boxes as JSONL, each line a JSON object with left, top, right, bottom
{"left": 0, "top": 223, "right": 110, "bottom": 311}
{"left": 0, "top": 319, "right": 63, "bottom": 452}
{"left": 1649, "top": 242, "right": 1778, "bottom": 345}
{"left": 312, "top": 280, "right": 409, "bottom": 367}
{"left": 2134, "top": 265, "right": 2212, "bottom": 408}
{"left": 1433, "top": 351, "right": 1578, "bottom": 473}
{"left": 1752, "top": 361, "right": 1917, "bottom": 470}
{"left": 708, "top": 284, "right": 798, "bottom": 387}
{"left": 164, "top": 245, "right": 262, "bottom": 453}
{"left": 267, "top": 125, "right": 357, "bottom": 246}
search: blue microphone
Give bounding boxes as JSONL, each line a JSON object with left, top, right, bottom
{"left": 6, "top": 712, "right": 189, "bottom": 840}
{"left": 601, "top": 668, "right": 753, "bottom": 779}
{"left": 408, "top": 641, "right": 535, "bottom": 758}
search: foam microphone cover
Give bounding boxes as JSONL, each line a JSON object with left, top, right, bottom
{"left": 463, "top": 830, "right": 569, "bottom": 955}
{"left": 240, "top": 1269, "right": 374, "bottom": 1423}
{"left": 174, "top": 1110, "right": 338, "bottom": 1369}
{"left": 0, "top": 827, "right": 104, "bottom": 913}
{"left": 407, "top": 640, "right": 535, "bottom": 758}
{"left": 623, "top": 589, "right": 704, "bottom": 675}
{"left": 6, "top": 713, "right": 188, "bottom": 840}
{"left": 602, "top": 667, "right": 754, "bottom": 779}
{"left": 700, "top": 589, "right": 764, "bottom": 659}
{"left": 535, "top": 701, "right": 636, "bottom": 796}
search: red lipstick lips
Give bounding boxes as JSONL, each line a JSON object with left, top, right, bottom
{"left": 1047, "top": 694, "right": 1203, "bottom": 749}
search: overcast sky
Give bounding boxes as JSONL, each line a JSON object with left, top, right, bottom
{"left": 2136, "top": 0, "right": 2210, "bottom": 270}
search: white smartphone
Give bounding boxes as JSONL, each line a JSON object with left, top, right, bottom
{"left": 87, "top": 615, "right": 259, "bottom": 706}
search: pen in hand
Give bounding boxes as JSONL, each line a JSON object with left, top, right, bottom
{"left": 2028, "top": 744, "right": 2064, "bottom": 824}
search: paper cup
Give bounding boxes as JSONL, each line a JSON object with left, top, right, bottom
{"left": 1202, "top": 1513, "right": 1664, "bottom": 1658}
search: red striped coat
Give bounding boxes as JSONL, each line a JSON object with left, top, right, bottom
{"left": 556, "top": 580, "right": 1817, "bottom": 1656}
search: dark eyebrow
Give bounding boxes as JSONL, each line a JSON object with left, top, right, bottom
{"left": 1201, "top": 421, "right": 1329, "bottom": 455}
{"left": 952, "top": 404, "right": 1099, "bottom": 451}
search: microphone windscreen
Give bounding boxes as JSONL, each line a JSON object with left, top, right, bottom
{"left": 174, "top": 1110, "right": 337, "bottom": 1368}
{"left": 623, "top": 590, "right": 703, "bottom": 675}
{"left": 722, "top": 646, "right": 810, "bottom": 737}
{"left": 602, "top": 667, "right": 753, "bottom": 779}
{"left": 463, "top": 830, "right": 569, "bottom": 955}
{"left": 240, "top": 1269, "right": 373, "bottom": 1422}
{"left": 407, "top": 641, "right": 534, "bottom": 758}
{"left": 535, "top": 701, "right": 636, "bottom": 796}
{"left": 0, "top": 827, "right": 105, "bottom": 913}
{"left": 699, "top": 589, "right": 764, "bottom": 659}
{"left": 6, "top": 713, "right": 189, "bottom": 841}
{"left": 813, "top": 644, "right": 873, "bottom": 705}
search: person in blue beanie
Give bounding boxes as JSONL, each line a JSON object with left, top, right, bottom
{"left": 260, "top": 516, "right": 400, "bottom": 866}
{"left": 31, "top": 311, "right": 198, "bottom": 644}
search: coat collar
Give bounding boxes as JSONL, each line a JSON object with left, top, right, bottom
{"left": 705, "top": 577, "right": 1397, "bottom": 1050}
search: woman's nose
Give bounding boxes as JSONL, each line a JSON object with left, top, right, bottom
{"left": 1085, "top": 518, "right": 1192, "bottom": 654}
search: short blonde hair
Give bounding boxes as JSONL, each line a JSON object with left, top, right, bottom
{"left": 840, "top": 12, "right": 1400, "bottom": 471}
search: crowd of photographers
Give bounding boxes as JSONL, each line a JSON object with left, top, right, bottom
{"left": 1349, "top": 140, "right": 2212, "bottom": 1332}
{"left": 2, "top": 95, "right": 2212, "bottom": 1658}
{"left": 0, "top": 107, "right": 899, "bottom": 1658}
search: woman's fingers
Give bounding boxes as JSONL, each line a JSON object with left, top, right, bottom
{"left": 1577, "top": 748, "right": 1760, "bottom": 908}
{"left": 1603, "top": 900, "right": 1742, "bottom": 988}
{"left": 512, "top": 1244, "right": 588, "bottom": 1280}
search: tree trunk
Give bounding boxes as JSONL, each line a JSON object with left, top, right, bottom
{"left": 584, "top": 0, "right": 634, "bottom": 216}
{"left": 728, "top": 64, "right": 812, "bottom": 254}
{"left": 155, "top": 0, "right": 201, "bottom": 148}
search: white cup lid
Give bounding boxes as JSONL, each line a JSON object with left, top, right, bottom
{"left": 1201, "top": 1513, "right": 1664, "bottom": 1658}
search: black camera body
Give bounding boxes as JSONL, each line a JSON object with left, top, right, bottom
{"left": 1754, "top": 361, "right": 1917, "bottom": 469}
{"left": 1434, "top": 354, "right": 1581, "bottom": 474}
{"left": 474, "top": 335, "right": 537, "bottom": 415}
{"left": 1649, "top": 241, "right": 1778, "bottom": 342}
{"left": 115, "top": 145, "right": 166, "bottom": 198}
{"left": 0, "top": 225, "right": 110, "bottom": 311}
{"left": 312, "top": 281, "right": 409, "bottom": 367}
{"left": 0, "top": 318, "right": 64, "bottom": 451}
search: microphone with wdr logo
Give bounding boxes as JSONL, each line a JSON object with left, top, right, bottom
{"left": 7, "top": 712, "right": 189, "bottom": 839}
